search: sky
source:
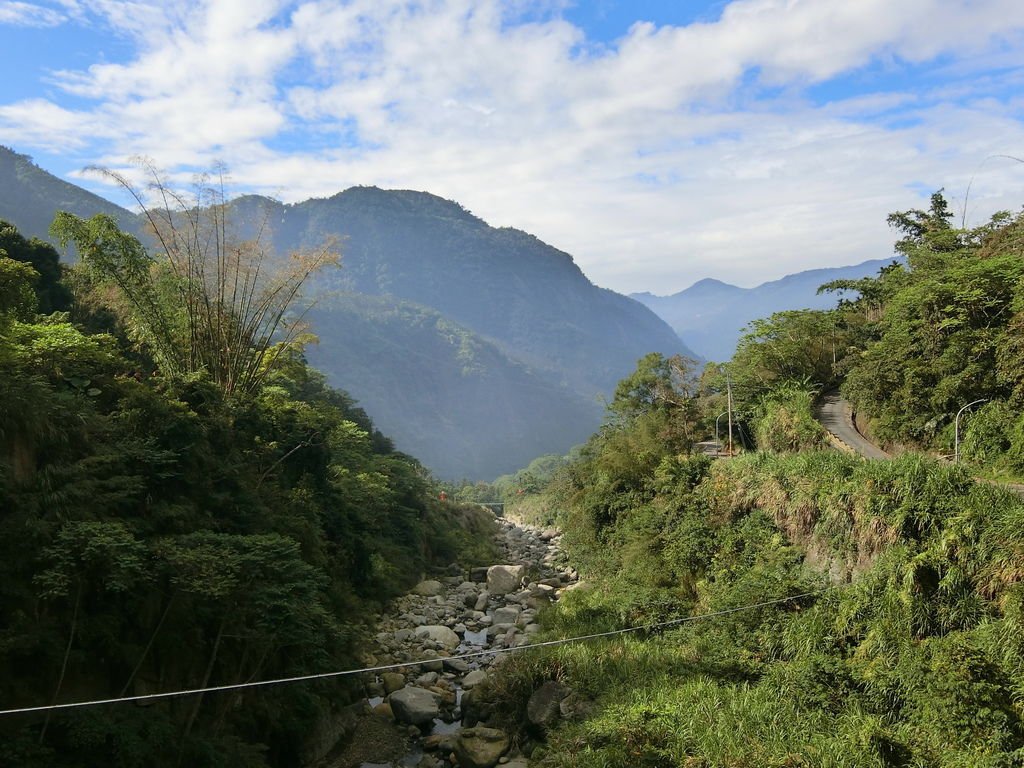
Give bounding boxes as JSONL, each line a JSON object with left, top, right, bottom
{"left": 0, "top": 0, "right": 1022, "bottom": 295}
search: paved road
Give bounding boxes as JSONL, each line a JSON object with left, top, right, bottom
{"left": 814, "top": 392, "right": 1024, "bottom": 498}
{"left": 814, "top": 392, "right": 890, "bottom": 460}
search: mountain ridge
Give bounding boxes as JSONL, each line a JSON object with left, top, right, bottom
{"left": 0, "top": 147, "right": 685, "bottom": 478}
{"left": 633, "top": 257, "right": 898, "bottom": 361}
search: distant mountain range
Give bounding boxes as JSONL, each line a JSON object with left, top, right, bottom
{"left": 633, "top": 259, "right": 897, "bottom": 361}
{"left": 0, "top": 146, "right": 688, "bottom": 478}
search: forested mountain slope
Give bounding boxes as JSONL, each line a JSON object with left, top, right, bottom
{"left": 0, "top": 147, "right": 137, "bottom": 243}
{"left": 306, "top": 293, "right": 601, "bottom": 479}
{"left": 0, "top": 150, "right": 689, "bottom": 478}
{"left": 0, "top": 217, "right": 498, "bottom": 766}
{"left": 229, "top": 189, "right": 692, "bottom": 398}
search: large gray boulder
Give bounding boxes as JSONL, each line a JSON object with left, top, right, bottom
{"left": 454, "top": 726, "right": 510, "bottom": 768}
{"left": 486, "top": 565, "right": 525, "bottom": 595}
{"left": 389, "top": 686, "right": 439, "bottom": 725}
{"left": 492, "top": 605, "right": 521, "bottom": 625}
{"left": 414, "top": 624, "right": 460, "bottom": 650}
{"left": 413, "top": 579, "right": 445, "bottom": 596}
{"left": 527, "top": 680, "right": 570, "bottom": 727}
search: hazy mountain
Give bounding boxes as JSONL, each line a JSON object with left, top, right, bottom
{"left": 307, "top": 294, "right": 602, "bottom": 479}
{"left": 634, "top": 259, "right": 897, "bottom": 361}
{"left": 227, "top": 189, "right": 693, "bottom": 397}
{"left": 0, "top": 146, "right": 136, "bottom": 244}
{"left": 0, "top": 149, "right": 688, "bottom": 478}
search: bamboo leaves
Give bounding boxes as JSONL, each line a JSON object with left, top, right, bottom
{"left": 52, "top": 165, "right": 340, "bottom": 396}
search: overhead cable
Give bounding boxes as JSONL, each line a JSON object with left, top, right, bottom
{"left": 0, "top": 588, "right": 829, "bottom": 717}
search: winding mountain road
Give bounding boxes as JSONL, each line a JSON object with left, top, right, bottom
{"left": 813, "top": 392, "right": 889, "bottom": 460}
{"left": 814, "top": 391, "right": 1024, "bottom": 498}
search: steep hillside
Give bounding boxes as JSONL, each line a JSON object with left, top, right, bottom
{"left": 306, "top": 294, "right": 602, "bottom": 479}
{"left": 230, "top": 189, "right": 694, "bottom": 397}
{"left": 0, "top": 146, "right": 136, "bottom": 244}
{"left": 634, "top": 258, "right": 896, "bottom": 360}
{"left": 0, "top": 151, "right": 684, "bottom": 478}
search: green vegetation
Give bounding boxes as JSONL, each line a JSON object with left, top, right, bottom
{"left": 706, "top": 192, "right": 1024, "bottom": 476}
{"left": 481, "top": 194, "right": 1024, "bottom": 766}
{"left": 834, "top": 195, "right": 1024, "bottom": 475}
{"left": 0, "top": 216, "right": 495, "bottom": 767}
{"left": 0, "top": 148, "right": 695, "bottom": 479}
{"left": 491, "top": 440, "right": 1024, "bottom": 766}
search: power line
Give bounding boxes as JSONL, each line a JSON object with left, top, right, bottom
{"left": 0, "top": 588, "right": 830, "bottom": 718}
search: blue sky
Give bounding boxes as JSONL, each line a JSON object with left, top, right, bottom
{"left": 1, "top": 0, "right": 1023, "bottom": 293}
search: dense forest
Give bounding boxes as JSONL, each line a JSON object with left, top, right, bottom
{"left": 727, "top": 192, "right": 1024, "bottom": 475}
{"left": 471, "top": 195, "right": 1024, "bottom": 766}
{"left": 5, "top": 176, "right": 1024, "bottom": 767}
{"left": 0, "top": 146, "right": 691, "bottom": 480}
{"left": 0, "top": 211, "right": 495, "bottom": 766}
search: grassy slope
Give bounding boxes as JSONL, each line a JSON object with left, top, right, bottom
{"left": 489, "top": 452, "right": 1024, "bottom": 767}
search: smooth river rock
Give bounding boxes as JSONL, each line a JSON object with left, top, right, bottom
{"left": 389, "top": 686, "right": 439, "bottom": 725}
{"left": 486, "top": 565, "right": 525, "bottom": 595}
{"left": 414, "top": 624, "right": 460, "bottom": 650}
{"left": 381, "top": 671, "right": 406, "bottom": 695}
{"left": 454, "top": 726, "right": 510, "bottom": 768}
{"left": 413, "top": 579, "right": 445, "bottom": 596}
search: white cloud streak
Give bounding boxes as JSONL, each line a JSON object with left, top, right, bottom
{"left": 0, "top": 1, "right": 65, "bottom": 26}
{"left": 1, "top": 0, "right": 1023, "bottom": 292}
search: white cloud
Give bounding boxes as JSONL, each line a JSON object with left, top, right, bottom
{"left": 0, "top": 1, "right": 65, "bottom": 26}
{"left": 1, "top": 0, "right": 1023, "bottom": 293}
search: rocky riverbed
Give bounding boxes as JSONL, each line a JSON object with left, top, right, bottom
{"left": 320, "top": 514, "right": 580, "bottom": 768}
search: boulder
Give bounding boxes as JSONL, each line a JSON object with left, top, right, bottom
{"left": 415, "top": 625, "right": 461, "bottom": 650}
{"left": 474, "top": 591, "right": 490, "bottom": 612}
{"left": 382, "top": 672, "right": 406, "bottom": 695}
{"left": 462, "top": 669, "right": 487, "bottom": 689}
{"left": 419, "top": 649, "right": 444, "bottom": 673}
{"left": 444, "top": 657, "right": 471, "bottom": 674}
{"left": 423, "top": 733, "right": 458, "bottom": 752}
{"left": 460, "top": 688, "right": 492, "bottom": 728}
{"left": 454, "top": 726, "right": 510, "bottom": 768}
{"left": 559, "top": 691, "right": 595, "bottom": 721}
{"left": 527, "top": 680, "right": 570, "bottom": 727}
{"left": 492, "top": 605, "right": 521, "bottom": 625}
{"left": 510, "top": 589, "right": 533, "bottom": 604}
{"left": 389, "top": 686, "right": 439, "bottom": 726}
{"left": 413, "top": 579, "right": 445, "bottom": 596}
{"left": 486, "top": 565, "right": 525, "bottom": 595}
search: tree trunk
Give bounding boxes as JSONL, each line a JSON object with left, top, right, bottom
{"left": 40, "top": 583, "right": 80, "bottom": 744}
{"left": 120, "top": 590, "right": 176, "bottom": 697}
{"left": 178, "top": 615, "right": 226, "bottom": 764}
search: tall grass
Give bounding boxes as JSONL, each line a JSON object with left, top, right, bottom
{"left": 485, "top": 451, "right": 1024, "bottom": 766}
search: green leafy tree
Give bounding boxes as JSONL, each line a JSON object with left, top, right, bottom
{"left": 839, "top": 196, "right": 1024, "bottom": 454}
{"left": 0, "top": 219, "right": 71, "bottom": 314}
{"left": 52, "top": 164, "right": 339, "bottom": 395}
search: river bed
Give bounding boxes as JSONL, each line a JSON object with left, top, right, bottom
{"left": 325, "top": 514, "right": 575, "bottom": 768}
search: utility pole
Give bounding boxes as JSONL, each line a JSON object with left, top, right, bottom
{"left": 726, "top": 371, "right": 734, "bottom": 456}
